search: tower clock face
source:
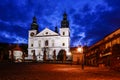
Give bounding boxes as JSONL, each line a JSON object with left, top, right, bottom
{"left": 30, "top": 32, "right": 34, "bottom": 36}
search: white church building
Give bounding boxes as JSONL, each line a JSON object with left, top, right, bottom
{"left": 28, "top": 13, "right": 71, "bottom": 61}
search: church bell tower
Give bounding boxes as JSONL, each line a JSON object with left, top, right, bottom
{"left": 60, "top": 12, "right": 70, "bottom": 36}
{"left": 29, "top": 16, "right": 39, "bottom": 38}
{"left": 28, "top": 16, "right": 39, "bottom": 59}
{"left": 61, "top": 12, "right": 69, "bottom": 28}
{"left": 31, "top": 16, "right": 39, "bottom": 31}
{"left": 60, "top": 12, "right": 70, "bottom": 56}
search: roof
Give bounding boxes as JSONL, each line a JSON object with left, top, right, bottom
{"left": 36, "top": 27, "right": 59, "bottom": 37}
{"left": 89, "top": 28, "right": 120, "bottom": 49}
{"left": 13, "top": 44, "right": 22, "bottom": 51}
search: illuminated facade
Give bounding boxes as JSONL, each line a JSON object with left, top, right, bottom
{"left": 85, "top": 28, "right": 120, "bottom": 67}
{"left": 70, "top": 46, "right": 84, "bottom": 64}
{"left": 13, "top": 45, "right": 23, "bottom": 62}
{"left": 28, "top": 13, "right": 70, "bottom": 61}
{"left": 9, "top": 44, "right": 24, "bottom": 62}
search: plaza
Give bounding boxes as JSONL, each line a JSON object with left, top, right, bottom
{"left": 0, "top": 63, "right": 120, "bottom": 80}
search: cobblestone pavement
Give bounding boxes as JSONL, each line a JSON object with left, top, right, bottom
{"left": 0, "top": 63, "right": 120, "bottom": 80}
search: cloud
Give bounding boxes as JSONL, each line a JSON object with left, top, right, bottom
{"left": 70, "top": 0, "right": 119, "bottom": 46}
{"left": 0, "top": 0, "right": 120, "bottom": 47}
{"left": 0, "top": 31, "right": 27, "bottom": 43}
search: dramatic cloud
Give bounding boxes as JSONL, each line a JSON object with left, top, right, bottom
{"left": 0, "top": 0, "right": 120, "bottom": 47}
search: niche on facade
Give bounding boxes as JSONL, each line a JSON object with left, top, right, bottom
{"left": 45, "top": 40, "right": 49, "bottom": 46}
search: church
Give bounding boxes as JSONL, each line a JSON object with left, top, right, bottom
{"left": 28, "top": 13, "right": 71, "bottom": 61}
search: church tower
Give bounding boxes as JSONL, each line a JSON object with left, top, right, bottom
{"left": 60, "top": 12, "right": 70, "bottom": 36}
{"left": 61, "top": 12, "right": 69, "bottom": 28}
{"left": 29, "top": 16, "right": 39, "bottom": 38}
{"left": 31, "top": 16, "right": 39, "bottom": 31}
{"left": 28, "top": 16, "right": 39, "bottom": 59}
{"left": 60, "top": 12, "right": 70, "bottom": 55}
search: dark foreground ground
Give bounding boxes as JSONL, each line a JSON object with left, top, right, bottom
{"left": 0, "top": 63, "right": 120, "bottom": 80}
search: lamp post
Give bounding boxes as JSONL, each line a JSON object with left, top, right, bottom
{"left": 77, "top": 46, "right": 84, "bottom": 69}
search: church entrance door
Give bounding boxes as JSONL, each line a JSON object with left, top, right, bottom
{"left": 57, "top": 49, "right": 66, "bottom": 62}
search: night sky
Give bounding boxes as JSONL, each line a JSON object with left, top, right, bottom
{"left": 0, "top": 0, "right": 120, "bottom": 47}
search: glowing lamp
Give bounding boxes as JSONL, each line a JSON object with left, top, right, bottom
{"left": 77, "top": 47, "right": 83, "bottom": 53}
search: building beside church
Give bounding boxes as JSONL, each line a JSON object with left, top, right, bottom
{"left": 85, "top": 28, "right": 120, "bottom": 68}
{"left": 28, "top": 13, "right": 70, "bottom": 61}
{"left": 10, "top": 45, "right": 24, "bottom": 62}
{"left": 8, "top": 44, "right": 25, "bottom": 62}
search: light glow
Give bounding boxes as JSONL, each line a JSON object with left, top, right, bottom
{"left": 68, "top": 52, "right": 72, "bottom": 55}
{"left": 77, "top": 47, "right": 83, "bottom": 53}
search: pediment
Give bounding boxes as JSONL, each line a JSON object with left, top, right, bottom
{"left": 36, "top": 28, "right": 59, "bottom": 36}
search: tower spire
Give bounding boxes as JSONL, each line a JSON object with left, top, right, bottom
{"left": 33, "top": 16, "right": 37, "bottom": 23}
{"left": 63, "top": 12, "right": 67, "bottom": 20}
{"left": 31, "top": 16, "right": 39, "bottom": 32}
{"left": 61, "top": 12, "right": 69, "bottom": 28}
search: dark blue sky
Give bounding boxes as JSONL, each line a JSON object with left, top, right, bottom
{"left": 0, "top": 0, "right": 120, "bottom": 47}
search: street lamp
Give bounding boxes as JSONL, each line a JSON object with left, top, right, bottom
{"left": 68, "top": 52, "right": 72, "bottom": 61}
{"left": 77, "top": 47, "right": 83, "bottom": 53}
{"left": 77, "top": 46, "right": 84, "bottom": 69}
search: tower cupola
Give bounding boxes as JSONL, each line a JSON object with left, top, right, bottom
{"left": 61, "top": 12, "right": 69, "bottom": 28}
{"left": 31, "top": 16, "right": 39, "bottom": 31}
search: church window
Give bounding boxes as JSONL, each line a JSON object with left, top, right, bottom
{"left": 31, "top": 43, "right": 33, "bottom": 47}
{"left": 45, "top": 40, "right": 48, "bottom": 46}
{"left": 62, "top": 43, "right": 65, "bottom": 46}
{"left": 31, "top": 50, "right": 35, "bottom": 53}
{"left": 46, "top": 32, "right": 48, "bottom": 34}
{"left": 63, "top": 32, "right": 65, "bottom": 35}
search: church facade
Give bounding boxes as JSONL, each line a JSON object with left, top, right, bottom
{"left": 28, "top": 13, "right": 70, "bottom": 61}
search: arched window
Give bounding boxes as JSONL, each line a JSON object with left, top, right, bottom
{"left": 63, "top": 32, "right": 65, "bottom": 35}
{"left": 45, "top": 40, "right": 48, "bottom": 46}
{"left": 62, "top": 43, "right": 65, "bottom": 46}
{"left": 31, "top": 50, "right": 35, "bottom": 53}
{"left": 31, "top": 43, "right": 33, "bottom": 47}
